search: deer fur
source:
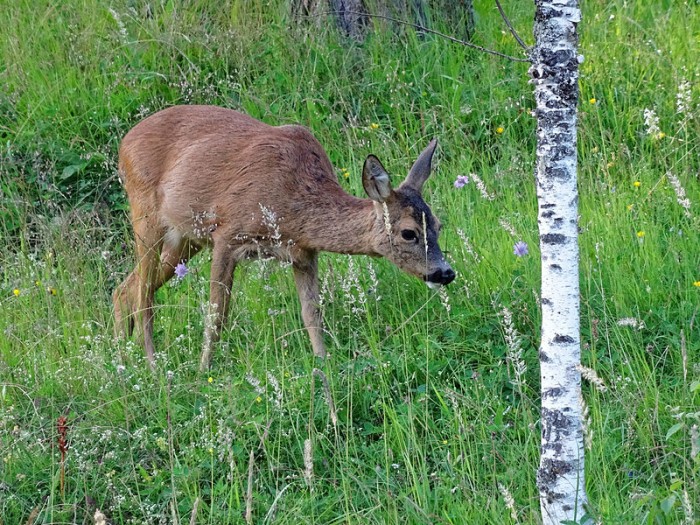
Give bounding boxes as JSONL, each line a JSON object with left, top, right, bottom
{"left": 113, "top": 105, "right": 454, "bottom": 370}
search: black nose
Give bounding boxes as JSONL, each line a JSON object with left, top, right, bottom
{"left": 427, "top": 267, "right": 456, "bottom": 285}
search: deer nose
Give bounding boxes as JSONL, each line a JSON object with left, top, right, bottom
{"left": 426, "top": 267, "right": 456, "bottom": 286}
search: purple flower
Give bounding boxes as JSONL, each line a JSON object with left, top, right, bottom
{"left": 513, "top": 241, "right": 529, "bottom": 257}
{"left": 174, "top": 262, "right": 188, "bottom": 279}
{"left": 453, "top": 175, "right": 470, "bottom": 188}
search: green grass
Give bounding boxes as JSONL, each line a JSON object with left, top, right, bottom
{"left": 1, "top": 0, "right": 699, "bottom": 523}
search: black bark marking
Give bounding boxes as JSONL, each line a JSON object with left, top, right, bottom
{"left": 541, "top": 233, "right": 566, "bottom": 244}
{"left": 541, "top": 210, "right": 555, "bottom": 218}
{"left": 554, "top": 334, "right": 575, "bottom": 343}
{"left": 541, "top": 203, "right": 556, "bottom": 209}
{"left": 541, "top": 407, "right": 574, "bottom": 445}
{"left": 541, "top": 297, "right": 552, "bottom": 305}
{"left": 539, "top": 350, "right": 551, "bottom": 362}
{"left": 543, "top": 387, "right": 564, "bottom": 399}
{"left": 550, "top": 263, "right": 562, "bottom": 270}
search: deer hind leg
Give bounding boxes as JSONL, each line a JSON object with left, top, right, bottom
{"left": 113, "top": 214, "right": 165, "bottom": 366}
{"left": 200, "top": 241, "right": 238, "bottom": 371}
{"left": 292, "top": 250, "right": 326, "bottom": 358}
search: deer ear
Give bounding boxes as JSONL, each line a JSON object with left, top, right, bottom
{"left": 362, "top": 155, "right": 392, "bottom": 202}
{"left": 401, "top": 138, "right": 437, "bottom": 193}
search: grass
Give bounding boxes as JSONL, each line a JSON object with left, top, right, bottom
{"left": 1, "top": 0, "right": 699, "bottom": 523}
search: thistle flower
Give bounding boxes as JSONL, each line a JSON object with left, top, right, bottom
{"left": 453, "top": 174, "right": 470, "bottom": 188}
{"left": 513, "top": 241, "right": 528, "bottom": 257}
{"left": 174, "top": 262, "right": 188, "bottom": 279}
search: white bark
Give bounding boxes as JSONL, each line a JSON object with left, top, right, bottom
{"left": 530, "top": 1, "right": 590, "bottom": 524}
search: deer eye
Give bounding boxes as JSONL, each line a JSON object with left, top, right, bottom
{"left": 401, "top": 229, "right": 418, "bottom": 242}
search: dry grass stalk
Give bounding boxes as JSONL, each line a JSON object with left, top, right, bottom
{"left": 245, "top": 449, "right": 255, "bottom": 524}
{"left": 313, "top": 368, "right": 337, "bottom": 426}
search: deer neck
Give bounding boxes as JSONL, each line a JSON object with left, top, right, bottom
{"left": 305, "top": 193, "right": 382, "bottom": 256}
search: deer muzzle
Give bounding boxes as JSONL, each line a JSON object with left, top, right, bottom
{"left": 425, "top": 266, "right": 456, "bottom": 287}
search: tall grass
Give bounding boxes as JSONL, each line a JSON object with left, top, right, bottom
{"left": 1, "top": 0, "right": 698, "bottom": 523}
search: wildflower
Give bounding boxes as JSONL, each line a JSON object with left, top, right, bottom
{"left": 453, "top": 175, "right": 470, "bottom": 188}
{"left": 370, "top": 122, "right": 379, "bottom": 130}
{"left": 636, "top": 231, "right": 645, "bottom": 238}
{"left": 643, "top": 108, "right": 660, "bottom": 136}
{"left": 174, "top": 262, "right": 188, "bottom": 279}
{"left": 499, "top": 218, "right": 518, "bottom": 238}
{"left": 676, "top": 79, "right": 692, "bottom": 118}
{"left": 467, "top": 172, "right": 495, "bottom": 200}
{"left": 666, "top": 172, "right": 692, "bottom": 217}
{"left": 255, "top": 396, "right": 262, "bottom": 403}
{"left": 589, "top": 98, "right": 596, "bottom": 104}
{"left": 48, "top": 287, "right": 57, "bottom": 296}
{"left": 513, "top": 241, "right": 529, "bottom": 257}
{"left": 207, "top": 376, "right": 213, "bottom": 384}
{"left": 693, "top": 281, "right": 700, "bottom": 287}
{"left": 13, "top": 289, "right": 20, "bottom": 297}
{"left": 627, "top": 204, "right": 634, "bottom": 211}
{"left": 442, "top": 439, "right": 448, "bottom": 445}
{"left": 656, "top": 132, "right": 666, "bottom": 139}
{"left": 617, "top": 317, "right": 645, "bottom": 330}
{"left": 633, "top": 181, "right": 641, "bottom": 188}
{"left": 341, "top": 168, "right": 349, "bottom": 178}
{"left": 496, "top": 126, "right": 504, "bottom": 134}
{"left": 34, "top": 280, "right": 41, "bottom": 287}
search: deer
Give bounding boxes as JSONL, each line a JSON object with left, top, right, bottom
{"left": 113, "top": 105, "right": 455, "bottom": 370}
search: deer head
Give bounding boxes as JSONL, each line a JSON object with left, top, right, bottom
{"left": 362, "top": 139, "right": 455, "bottom": 288}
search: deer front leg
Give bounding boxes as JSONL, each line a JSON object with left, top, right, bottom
{"left": 200, "top": 243, "right": 237, "bottom": 371}
{"left": 292, "top": 251, "right": 326, "bottom": 358}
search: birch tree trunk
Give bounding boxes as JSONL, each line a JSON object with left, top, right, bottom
{"left": 530, "top": 1, "right": 590, "bottom": 523}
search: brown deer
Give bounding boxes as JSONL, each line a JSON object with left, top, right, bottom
{"left": 113, "top": 105, "right": 455, "bottom": 370}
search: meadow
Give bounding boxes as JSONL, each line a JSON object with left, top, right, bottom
{"left": 1, "top": 0, "right": 699, "bottom": 523}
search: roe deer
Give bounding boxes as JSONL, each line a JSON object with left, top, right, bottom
{"left": 113, "top": 105, "right": 455, "bottom": 370}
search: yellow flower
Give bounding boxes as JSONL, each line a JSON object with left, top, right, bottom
{"left": 370, "top": 123, "right": 379, "bottom": 130}
{"left": 627, "top": 204, "right": 634, "bottom": 211}
{"left": 48, "top": 288, "right": 57, "bottom": 296}
{"left": 693, "top": 281, "right": 700, "bottom": 287}
{"left": 341, "top": 168, "right": 349, "bottom": 179}
{"left": 34, "top": 280, "right": 41, "bottom": 287}
{"left": 633, "top": 181, "right": 641, "bottom": 188}
{"left": 208, "top": 447, "right": 214, "bottom": 455}
{"left": 207, "top": 376, "right": 213, "bottom": 383}
{"left": 255, "top": 396, "right": 262, "bottom": 403}
{"left": 12, "top": 289, "right": 20, "bottom": 297}
{"left": 636, "top": 231, "right": 645, "bottom": 238}
{"left": 496, "top": 126, "right": 504, "bottom": 134}
{"left": 442, "top": 439, "right": 448, "bottom": 445}
{"left": 656, "top": 132, "right": 666, "bottom": 139}
{"left": 589, "top": 98, "right": 596, "bottom": 104}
